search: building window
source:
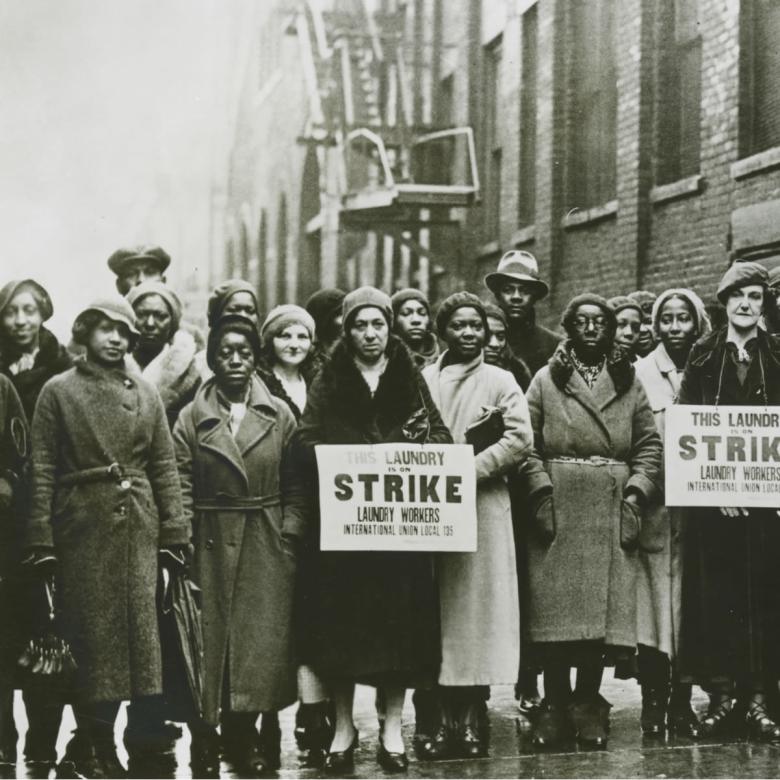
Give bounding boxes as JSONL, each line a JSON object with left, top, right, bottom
{"left": 740, "top": 0, "right": 780, "bottom": 157}
{"left": 567, "top": 0, "right": 616, "bottom": 209}
{"left": 276, "top": 194, "right": 288, "bottom": 304}
{"left": 518, "top": 5, "right": 538, "bottom": 227}
{"left": 482, "top": 35, "right": 502, "bottom": 241}
{"left": 436, "top": 73, "right": 454, "bottom": 128}
{"left": 239, "top": 218, "right": 250, "bottom": 280}
{"left": 655, "top": 0, "right": 701, "bottom": 184}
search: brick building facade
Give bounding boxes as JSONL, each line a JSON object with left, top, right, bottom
{"left": 218, "top": 0, "right": 780, "bottom": 325}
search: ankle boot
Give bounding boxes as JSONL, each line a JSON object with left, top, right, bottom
{"left": 258, "top": 712, "right": 281, "bottom": 770}
{"left": 640, "top": 685, "right": 669, "bottom": 736}
{"left": 295, "top": 702, "right": 334, "bottom": 766}
{"left": 412, "top": 689, "right": 437, "bottom": 751}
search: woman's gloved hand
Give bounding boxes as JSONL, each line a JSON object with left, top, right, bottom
{"left": 21, "top": 547, "right": 58, "bottom": 579}
{"left": 532, "top": 494, "right": 556, "bottom": 544}
{"left": 159, "top": 543, "right": 193, "bottom": 573}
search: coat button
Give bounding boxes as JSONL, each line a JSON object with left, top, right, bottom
{"left": 119, "top": 479, "right": 131, "bottom": 492}
{"left": 205, "top": 539, "right": 214, "bottom": 550}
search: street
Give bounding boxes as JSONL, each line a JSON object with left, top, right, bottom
{"left": 4, "top": 678, "right": 780, "bottom": 778}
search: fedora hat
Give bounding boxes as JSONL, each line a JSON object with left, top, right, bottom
{"left": 484, "top": 250, "right": 549, "bottom": 299}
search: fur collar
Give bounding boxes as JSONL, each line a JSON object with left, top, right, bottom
{"left": 126, "top": 329, "right": 200, "bottom": 410}
{"left": 320, "top": 335, "right": 422, "bottom": 428}
{"left": 548, "top": 339, "right": 635, "bottom": 396}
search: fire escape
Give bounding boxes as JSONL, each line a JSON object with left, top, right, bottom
{"left": 292, "top": 0, "right": 480, "bottom": 294}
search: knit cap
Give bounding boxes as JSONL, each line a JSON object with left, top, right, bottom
{"left": 341, "top": 287, "right": 393, "bottom": 330}
{"left": 260, "top": 304, "right": 316, "bottom": 345}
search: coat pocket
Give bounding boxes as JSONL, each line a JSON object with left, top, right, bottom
{"left": 638, "top": 506, "right": 666, "bottom": 554}
{"left": 532, "top": 495, "right": 556, "bottom": 544}
{"left": 620, "top": 499, "right": 641, "bottom": 551}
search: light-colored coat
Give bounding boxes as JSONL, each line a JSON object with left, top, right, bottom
{"left": 173, "top": 376, "right": 307, "bottom": 723}
{"left": 635, "top": 344, "right": 682, "bottom": 657}
{"left": 423, "top": 353, "right": 533, "bottom": 685}
{"left": 522, "top": 346, "right": 662, "bottom": 649}
{"left": 27, "top": 359, "right": 188, "bottom": 703}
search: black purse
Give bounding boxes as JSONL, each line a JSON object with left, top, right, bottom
{"left": 464, "top": 406, "right": 505, "bottom": 454}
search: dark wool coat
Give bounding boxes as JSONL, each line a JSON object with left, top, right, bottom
{"left": 677, "top": 327, "right": 780, "bottom": 684}
{"left": 0, "top": 376, "right": 28, "bottom": 688}
{"left": 295, "top": 335, "right": 451, "bottom": 685}
{"left": 26, "top": 359, "right": 188, "bottom": 704}
{"left": 522, "top": 343, "right": 662, "bottom": 652}
{"left": 506, "top": 311, "right": 562, "bottom": 377}
{"left": 0, "top": 327, "right": 71, "bottom": 420}
{"left": 173, "top": 376, "right": 307, "bottom": 723}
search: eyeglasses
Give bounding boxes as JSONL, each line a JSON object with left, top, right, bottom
{"left": 572, "top": 316, "right": 609, "bottom": 330}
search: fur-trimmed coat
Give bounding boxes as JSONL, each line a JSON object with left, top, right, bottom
{"left": 295, "top": 335, "right": 451, "bottom": 684}
{"left": 0, "top": 327, "right": 71, "bottom": 421}
{"left": 521, "top": 342, "right": 662, "bottom": 650}
{"left": 677, "top": 327, "right": 780, "bottom": 682}
{"left": 126, "top": 329, "right": 201, "bottom": 429}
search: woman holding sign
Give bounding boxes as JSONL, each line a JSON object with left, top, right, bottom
{"left": 422, "top": 292, "right": 533, "bottom": 760}
{"left": 522, "top": 293, "right": 662, "bottom": 750}
{"left": 296, "top": 286, "right": 451, "bottom": 774}
{"left": 634, "top": 289, "right": 710, "bottom": 737}
{"left": 677, "top": 261, "right": 780, "bottom": 741}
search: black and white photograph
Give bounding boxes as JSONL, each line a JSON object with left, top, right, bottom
{"left": 2, "top": 0, "right": 780, "bottom": 777}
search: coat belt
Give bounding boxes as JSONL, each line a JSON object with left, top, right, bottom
{"left": 545, "top": 456, "right": 626, "bottom": 466}
{"left": 193, "top": 492, "right": 281, "bottom": 511}
{"left": 57, "top": 464, "right": 147, "bottom": 487}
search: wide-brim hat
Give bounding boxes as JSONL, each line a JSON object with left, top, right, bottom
{"left": 74, "top": 295, "right": 140, "bottom": 340}
{"left": 484, "top": 250, "right": 549, "bottom": 299}
{"left": 107, "top": 245, "right": 171, "bottom": 277}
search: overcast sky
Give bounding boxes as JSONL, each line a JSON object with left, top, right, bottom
{"left": 0, "top": 1, "right": 248, "bottom": 337}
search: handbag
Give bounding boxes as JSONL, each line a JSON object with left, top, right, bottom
{"left": 464, "top": 406, "right": 505, "bottom": 454}
{"left": 400, "top": 387, "right": 432, "bottom": 444}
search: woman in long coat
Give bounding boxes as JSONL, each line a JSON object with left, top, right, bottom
{"left": 25, "top": 296, "right": 188, "bottom": 777}
{"left": 296, "top": 286, "right": 451, "bottom": 775}
{"left": 421, "top": 292, "right": 533, "bottom": 760}
{"left": 256, "top": 304, "right": 335, "bottom": 763}
{"left": 522, "top": 293, "right": 662, "bottom": 749}
{"left": 0, "top": 375, "right": 28, "bottom": 762}
{"left": 634, "top": 289, "right": 710, "bottom": 737}
{"left": 0, "top": 279, "right": 73, "bottom": 765}
{"left": 173, "top": 313, "right": 307, "bottom": 776}
{"left": 678, "top": 262, "right": 780, "bottom": 741}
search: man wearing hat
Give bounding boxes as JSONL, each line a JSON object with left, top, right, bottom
{"left": 484, "top": 251, "right": 561, "bottom": 376}
{"left": 108, "top": 245, "right": 171, "bottom": 297}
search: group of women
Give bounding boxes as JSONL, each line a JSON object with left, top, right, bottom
{"left": 0, "top": 257, "right": 778, "bottom": 778}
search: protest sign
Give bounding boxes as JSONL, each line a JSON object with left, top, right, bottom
{"left": 665, "top": 405, "right": 780, "bottom": 508}
{"left": 315, "top": 443, "right": 478, "bottom": 551}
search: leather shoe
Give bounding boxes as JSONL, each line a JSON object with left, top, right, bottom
{"left": 377, "top": 738, "right": 408, "bottom": 773}
{"left": 416, "top": 724, "right": 452, "bottom": 761}
{"left": 324, "top": 731, "right": 358, "bottom": 776}
{"left": 667, "top": 703, "right": 701, "bottom": 738}
{"left": 745, "top": 704, "right": 780, "bottom": 743}
{"left": 698, "top": 700, "right": 733, "bottom": 739}
{"left": 459, "top": 724, "right": 486, "bottom": 759}
{"left": 569, "top": 698, "right": 608, "bottom": 750}
{"left": 533, "top": 700, "right": 572, "bottom": 749}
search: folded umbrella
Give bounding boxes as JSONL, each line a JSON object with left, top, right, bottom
{"left": 159, "top": 566, "right": 204, "bottom": 720}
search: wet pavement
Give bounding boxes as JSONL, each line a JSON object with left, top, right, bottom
{"left": 3, "top": 678, "right": 780, "bottom": 778}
